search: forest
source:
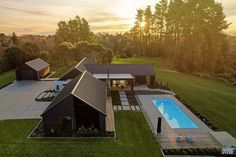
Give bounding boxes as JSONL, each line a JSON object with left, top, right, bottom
{"left": 0, "top": 0, "right": 235, "bottom": 84}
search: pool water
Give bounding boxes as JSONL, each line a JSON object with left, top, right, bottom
{"left": 152, "top": 98, "right": 198, "bottom": 129}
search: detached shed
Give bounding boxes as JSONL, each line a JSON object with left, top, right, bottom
{"left": 41, "top": 71, "right": 107, "bottom": 136}
{"left": 16, "top": 58, "right": 50, "bottom": 80}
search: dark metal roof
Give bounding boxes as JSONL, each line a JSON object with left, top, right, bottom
{"left": 41, "top": 74, "right": 82, "bottom": 115}
{"left": 85, "top": 64, "right": 155, "bottom": 76}
{"left": 72, "top": 71, "right": 106, "bottom": 115}
{"left": 75, "top": 57, "right": 93, "bottom": 73}
{"left": 25, "top": 58, "right": 49, "bottom": 71}
{"left": 41, "top": 71, "right": 106, "bottom": 116}
{"left": 59, "top": 57, "right": 93, "bottom": 80}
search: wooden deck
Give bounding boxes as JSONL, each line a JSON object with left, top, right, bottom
{"left": 106, "top": 97, "right": 115, "bottom": 133}
{"left": 157, "top": 133, "right": 221, "bottom": 149}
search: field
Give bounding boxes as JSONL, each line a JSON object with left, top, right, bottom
{"left": 0, "top": 112, "right": 161, "bottom": 157}
{"left": 0, "top": 70, "right": 15, "bottom": 89}
{"left": 114, "top": 57, "right": 236, "bottom": 137}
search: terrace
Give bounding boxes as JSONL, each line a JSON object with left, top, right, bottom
{"left": 137, "top": 94, "right": 221, "bottom": 150}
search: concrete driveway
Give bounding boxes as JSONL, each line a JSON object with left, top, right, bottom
{"left": 0, "top": 81, "right": 54, "bottom": 120}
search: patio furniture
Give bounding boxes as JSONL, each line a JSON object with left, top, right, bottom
{"left": 186, "top": 135, "right": 193, "bottom": 142}
{"left": 176, "top": 135, "right": 183, "bottom": 142}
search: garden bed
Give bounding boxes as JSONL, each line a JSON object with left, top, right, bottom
{"left": 29, "top": 120, "right": 115, "bottom": 139}
{"left": 111, "top": 91, "right": 121, "bottom": 106}
{"left": 162, "top": 148, "right": 221, "bottom": 156}
{"left": 148, "top": 80, "right": 172, "bottom": 91}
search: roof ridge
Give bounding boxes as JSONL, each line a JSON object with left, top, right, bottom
{"left": 75, "top": 57, "right": 86, "bottom": 69}
{"left": 71, "top": 71, "right": 86, "bottom": 94}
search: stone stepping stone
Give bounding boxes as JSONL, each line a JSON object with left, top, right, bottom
{"left": 117, "top": 106, "right": 122, "bottom": 110}
{"left": 130, "top": 106, "right": 136, "bottom": 110}
{"left": 135, "top": 106, "right": 141, "bottom": 110}
{"left": 113, "top": 106, "right": 118, "bottom": 111}
{"left": 120, "top": 98, "right": 128, "bottom": 102}
{"left": 121, "top": 101, "right": 129, "bottom": 106}
{"left": 123, "top": 106, "right": 131, "bottom": 111}
{"left": 119, "top": 95, "right": 127, "bottom": 98}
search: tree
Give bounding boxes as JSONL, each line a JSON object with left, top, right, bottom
{"left": 4, "top": 47, "right": 28, "bottom": 68}
{"left": 154, "top": 0, "right": 168, "bottom": 42}
{"left": 144, "top": 6, "right": 153, "bottom": 50}
{"left": 55, "top": 15, "right": 91, "bottom": 44}
{"left": 0, "top": 33, "right": 8, "bottom": 47}
{"left": 11, "top": 32, "right": 19, "bottom": 45}
{"left": 55, "top": 42, "right": 74, "bottom": 65}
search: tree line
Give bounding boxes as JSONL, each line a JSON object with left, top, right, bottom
{"left": 129, "top": 0, "right": 229, "bottom": 74}
{"left": 0, "top": 16, "right": 113, "bottom": 73}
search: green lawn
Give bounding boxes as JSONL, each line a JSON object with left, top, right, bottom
{"left": 114, "top": 57, "right": 236, "bottom": 137}
{"left": 0, "top": 112, "right": 162, "bottom": 157}
{"left": 0, "top": 70, "right": 15, "bottom": 89}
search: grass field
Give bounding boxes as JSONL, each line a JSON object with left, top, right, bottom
{"left": 0, "top": 70, "right": 15, "bottom": 89}
{"left": 50, "top": 64, "right": 76, "bottom": 78}
{"left": 0, "top": 112, "right": 161, "bottom": 157}
{"left": 114, "top": 57, "right": 236, "bottom": 137}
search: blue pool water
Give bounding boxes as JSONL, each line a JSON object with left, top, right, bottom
{"left": 152, "top": 98, "right": 198, "bottom": 129}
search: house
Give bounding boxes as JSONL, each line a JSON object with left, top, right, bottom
{"left": 41, "top": 71, "right": 106, "bottom": 136}
{"left": 59, "top": 57, "right": 155, "bottom": 91}
{"left": 86, "top": 64, "right": 155, "bottom": 90}
{"left": 16, "top": 58, "right": 51, "bottom": 80}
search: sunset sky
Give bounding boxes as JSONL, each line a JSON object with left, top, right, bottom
{"left": 0, "top": 0, "right": 236, "bottom": 35}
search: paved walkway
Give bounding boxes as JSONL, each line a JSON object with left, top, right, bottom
{"left": 113, "top": 105, "right": 141, "bottom": 111}
{"left": 106, "top": 97, "right": 115, "bottom": 133}
{"left": 116, "top": 91, "right": 141, "bottom": 111}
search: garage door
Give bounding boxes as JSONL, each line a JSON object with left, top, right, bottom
{"left": 21, "top": 71, "right": 34, "bottom": 80}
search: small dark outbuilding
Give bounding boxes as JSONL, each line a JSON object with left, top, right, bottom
{"left": 59, "top": 57, "right": 93, "bottom": 81}
{"left": 15, "top": 58, "right": 50, "bottom": 80}
{"left": 41, "top": 71, "right": 106, "bottom": 136}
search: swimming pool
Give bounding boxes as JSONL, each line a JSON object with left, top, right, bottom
{"left": 152, "top": 98, "right": 198, "bottom": 129}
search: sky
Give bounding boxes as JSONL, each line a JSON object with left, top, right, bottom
{"left": 0, "top": 0, "right": 236, "bottom": 35}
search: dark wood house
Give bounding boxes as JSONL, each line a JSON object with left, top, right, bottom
{"left": 59, "top": 57, "right": 93, "bottom": 81}
{"left": 41, "top": 71, "right": 107, "bottom": 136}
{"left": 60, "top": 57, "right": 156, "bottom": 91}
{"left": 15, "top": 58, "right": 51, "bottom": 80}
{"left": 85, "top": 64, "right": 156, "bottom": 87}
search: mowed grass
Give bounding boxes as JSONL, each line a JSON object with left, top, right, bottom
{"left": 0, "top": 112, "right": 162, "bottom": 157}
{"left": 0, "top": 70, "right": 15, "bottom": 89}
{"left": 114, "top": 57, "right": 236, "bottom": 137}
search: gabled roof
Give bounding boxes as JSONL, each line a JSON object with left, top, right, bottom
{"left": 59, "top": 57, "right": 93, "bottom": 80}
{"left": 85, "top": 64, "right": 155, "bottom": 76}
{"left": 42, "top": 74, "right": 82, "bottom": 115}
{"left": 75, "top": 57, "right": 93, "bottom": 73}
{"left": 25, "top": 58, "right": 49, "bottom": 71}
{"left": 42, "top": 71, "right": 106, "bottom": 116}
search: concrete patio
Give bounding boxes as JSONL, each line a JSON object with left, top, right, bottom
{"left": 0, "top": 81, "right": 54, "bottom": 120}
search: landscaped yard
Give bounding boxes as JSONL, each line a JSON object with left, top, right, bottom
{"left": 114, "top": 57, "right": 236, "bottom": 137}
{"left": 0, "top": 70, "right": 15, "bottom": 89}
{"left": 0, "top": 112, "right": 162, "bottom": 157}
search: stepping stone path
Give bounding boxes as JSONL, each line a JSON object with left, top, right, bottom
{"left": 112, "top": 91, "right": 141, "bottom": 111}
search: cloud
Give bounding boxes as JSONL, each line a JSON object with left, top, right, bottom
{"left": 0, "top": 5, "right": 51, "bottom": 16}
{"left": 92, "top": 24, "right": 130, "bottom": 30}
